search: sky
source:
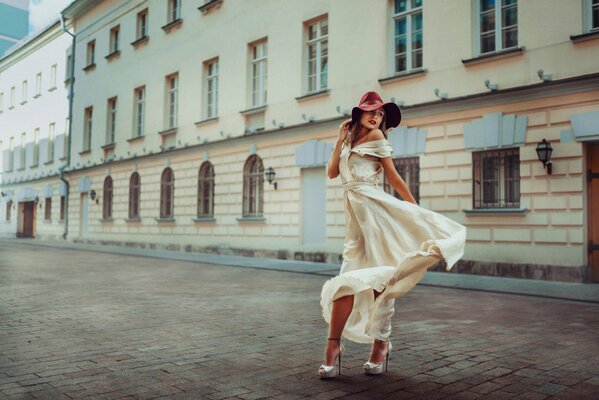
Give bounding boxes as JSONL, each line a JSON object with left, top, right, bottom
{"left": 29, "top": 0, "right": 73, "bottom": 34}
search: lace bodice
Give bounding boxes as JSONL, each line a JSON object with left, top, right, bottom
{"left": 339, "top": 138, "right": 393, "bottom": 187}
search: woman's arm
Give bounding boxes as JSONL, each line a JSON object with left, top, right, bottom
{"left": 328, "top": 119, "right": 352, "bottom": 179}
{"left": 380, "top": 157, "right": 418, "bottom": 205}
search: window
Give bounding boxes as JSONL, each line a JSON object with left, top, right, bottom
{"left": 242, "top": 155, "right": 264, "bottom": 217}
{"left": 86, "top": 40, "right": 95, "bottom": 66}
{"left": 103, "top": 176, "right": 113, "bottom": 219}
{"left": 393, "top": 0, "right": 423, "bottom": 73}
{"left": 21, "top": 80, "right": 27, "bottom": 103}
{"left": 10, "top": 87, "right": 15, "bottom": 108}
{"left": 35, "top": 73, "right": 42, "bottom": 96}
{"left": 250, "top": 41, "right": 267, "bottom": 107}
{"left": 137, "top": 9, "right": 149, "bottom": 39}
{"left": 383, "top": 157, "right": 420, "bottom": 204}
{"left": 197, "top": 162, "right": 214, "bottom": 217}
{"left": 45, "top": 197, "right": 51, "bottom": 221}
{"left": 473, "top": 148, "right": 520, "bottom": 209}
{"left": 19, "top": 133, "right": 25, "bottom": 169}
{"left": 305, "top": 18, "right": 328, "bottom": 93}
{"left": 593, "top": 0, "right": 599, "bottom": 30}
{"left": 129, "top": 172, "right": 141, "bottom": 219}
{"left": 8, "top": 137, "right": 14, "bottom": 171}
{"left": 0, "top": 92, "right": 3, "bottom": 112}
{"left": 478, "top": 0, "right": 518, "bottom": 55}
{"left": 109, "top": 26, "right": 120, "bottom": 54}
{"left": 65, "top": 54, "right": 72, "bottom": 81}
{"left": 166, "top": 73, "right": 178, "bottom": 128}
{"left": 107, "top": 97, "right": 117, "bottom": 144}
{"left": 168, "top": 0, "right": 181, "bottom": 22}
{"left": 6, "top": 201, "right": 12, "bottom": 222}
{"left": 83, "top": 106, "right": 93, "bottom": 151}
{"left": 48, "top": 123, "right": 55, "bottom": 162}
{"left": 33, "top": 128, "right": 40, "bottom": 166}
{"left": 50, "top": 64, "right": 57, "bottom": 88}
{"left": 205, "top": 59, "right": 218, "bottom": 119}
{"left": 60, "top": 196, "right": 65, "bottom": 221}
{"left": 160, "top": 167, "right": 175, "bottom": 218}
{"left": 134, "top": 86, "right": 145, "bottom": 137}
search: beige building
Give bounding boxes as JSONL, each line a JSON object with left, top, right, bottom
{"left": 2, "top": 0, "right": 599, "bottom": 283}
{"left": 0, "top": 20, "right": 71, "bottom": 240}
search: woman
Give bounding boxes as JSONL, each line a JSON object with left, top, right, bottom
{"left": 319, "top": 91, "right": 467, "bottom": 378}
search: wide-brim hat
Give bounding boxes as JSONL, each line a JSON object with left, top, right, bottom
{"left": 351, "top": 91, "right": 401, "bottom": 129}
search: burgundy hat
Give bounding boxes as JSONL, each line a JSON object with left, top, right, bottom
{"left": 351, "top": 91, "right": 401, "bottom": 129}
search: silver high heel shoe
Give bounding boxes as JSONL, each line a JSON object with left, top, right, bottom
{"left": 363, "top": 339, "right": 392, "bottom": 375}
{"left": 319, "top": 337, "right": 344, "bottom": 379}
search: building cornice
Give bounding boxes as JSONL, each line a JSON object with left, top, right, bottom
{"left": 0, "top": 20, "right": 62, "bottom": 69}
{"left": 62, "top": 0, "right": 105, "bottom": 20}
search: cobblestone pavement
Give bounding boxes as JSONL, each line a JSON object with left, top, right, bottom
{"left": 1, "top": 241, "right": 599, "bottom": 400}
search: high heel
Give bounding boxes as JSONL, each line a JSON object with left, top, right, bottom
{"left": 363, "top": 339, "right": 392, "bottom": 375}
{"left": 319, "top": 337, "right": 344, "bottom": 379}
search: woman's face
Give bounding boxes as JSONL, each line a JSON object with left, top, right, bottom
{"left": 359, "top": 107, "right": 385, "bottom": 130}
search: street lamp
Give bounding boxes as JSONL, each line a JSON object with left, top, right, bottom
{"left": 265, "top": 167, "right": 277, "bottom": 190}
{"left": 535, "top": 139, "right": 553, "bottom": 175}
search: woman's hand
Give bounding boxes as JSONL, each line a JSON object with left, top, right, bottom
{"left": 338, "top": 119, "right": 352, "bottom": 143}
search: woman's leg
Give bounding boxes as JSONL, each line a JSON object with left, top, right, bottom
{"left": 324, "top": 294, "right": 354, "bottom": 365}
{"left": 368, "top": 289, "right": 390, "bottom": 364}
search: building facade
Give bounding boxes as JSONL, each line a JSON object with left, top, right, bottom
{"left": 2, "top": 0, "right": 599, "bottom": 283}
{"left": 0, "top": 20, "right": 71, "bottom": 240}
{"left": 0, "top": 0, "right": 29, "bottom": 56}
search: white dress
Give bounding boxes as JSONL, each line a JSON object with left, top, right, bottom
{"left": 320, "top": 138, "right": 467, "bottom": 344}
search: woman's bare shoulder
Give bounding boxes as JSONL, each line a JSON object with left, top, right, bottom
{"left": 367, "top": 129, "right": 386, "bottom": 141}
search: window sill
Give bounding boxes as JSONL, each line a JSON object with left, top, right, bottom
{"left": 79, "top": 149, "right": 91, "bottom": 155}
{"left": 44, "top": 160, "right": 54, "bottom": 165}
{"left": 8, "top": 106, "right": 15, "bottom": 110}
{"left": 570, "top": 30, "right": 599, "bottom": 43}
{"left": 105, "top": 50, "right": 120, "bottom": 61}
{"left": 158, "top": 127, "right": 177, "bottom": 136}
{"left": 236, "top": 216, "right": 266, "bottom": 223}
{"left": 30, "top": 163, "right": 39, "bottom": 169}
{"left": 198, "top": 0, "right": 223, "bottom": 14}
{"left": 42, "top": 219, "right": 52, "bottom": 224}
{"left": 295, "top": 89, "right": 329, "bottom": 102}
{"left": 161, "top": 18, "right": 183, "bottom": 33}
{"left": 378, "top": 68, "right": 427, "bottom": 85}
{"left": 239, "top": 104, "right": 267, "bottom": 116}
{"left": 125, "top": 217, "right": 141, "bottom": 223}
{"left": 155, "top": 217, "right": 176, "bottom": 223}
{"left": 127, "top": 135, "right": 145, "bottom": 143}
{"left": 82, "top": 63, "right": 96, "bottom": 72}
{"left": 101, "top": 143, "right": 116, "bottom": 150}
{"left": 48, "top": 86, "right": 57, "bottom": 92}
{"left": 99, "top": 218, "right": 114, "bottom": 223}
{"left": 194, "top": 117, "right": 219, "bottom": 126}
{"left": 462, "top": 46, "right": 525, "bottom": 66}
{"left": 462, "top": 208, "right": 528, "bottom": 216}
{"left": 64, "top": 78, "right": 72, "bottom": 86}
{"left": 33, "top": 94, "right": 41, "bottom": 99}
{"left": 131, "top": 35, "right": 149, "bottom": 48}
{"left": 192, "top": 216, "right": 216, "bottom": 223}
{"left": 20, "top": 101, "right": 27, "bottom": 105}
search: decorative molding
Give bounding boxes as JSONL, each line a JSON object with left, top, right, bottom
{"left": 78, "top": 176, "right": 91, "bottom": 193}
{"left": 560, "top": 111, "right": 599, "bottom": 143}
{"left": 82, "top": 63, "right": 96, "bottom": 72}
{"left": 570, "top": 30, "right": 599, "bottom": 43}
{"left": 127, "top": 135, "right": 145, "bottom": 143}
{"left": 463, "top": 112, "right": 527, "bottom": 151}
{"left": 462, "top": 46, "right": 525, "bottom": 66}
{"left": 194, "top": 117, "right": 219, "bottom": 126}
{"left": 158, "top": 127, "right": 178, "bottom": 136}
{"left": 198, "top": 0, "right": 223, "bottom": 14}
{"left": 295, "top": 89, "right": 329, "bottom": 102}
{"left": 378, "top": 68, "right": 427, "bottom": 85}
{"left": 239, "top": 104, "right": 267, "bottom": 116}
{"left": 161, "top": 18, "right": 183, "bottom": 33}
{"left": 105, "top": 50, "right": 120, "bottom": 61}
{"left": 387, "top": 126, "right": 427, "bottom": 157}
{"left": 249, "top": 144, "right": 256, "bottom": 155}
{"left": 130, "top": 35, "right": 149, "bottom": 48}
{"left": 236, "top": 216, "right": 266, "bottom": 223}
{"left": 295, "top": 139, "right": 333, "bottom": 167}
{"left": 192, "top": 217, "right": 217, "bottom": 223}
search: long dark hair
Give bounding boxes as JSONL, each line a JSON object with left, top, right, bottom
{"left": 343, "top": 109, "right": 388, "bottom": 148}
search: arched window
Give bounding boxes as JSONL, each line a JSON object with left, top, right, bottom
{"left": 103, "top": 176, "right": 113, "bottom": 219}
{"left": 129, "top": 172, "right": 141, "bottom": 219}
{"left": 160, "top": 167, "right": 174, "bottom": 218}
{"left": 242, "top": 155, "right": 264, "bottom": 217}
{"left": 197, "top": 161, "right": 214, "bottom": 217}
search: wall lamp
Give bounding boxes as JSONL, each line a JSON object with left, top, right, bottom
{"left": 265, "top": 167, "right": 277, "bottom": 190}
{"left": 90, "top": 189, "right": 97, "bottom": 201}
{"left": 536, "top": 139, "right": 553, "bottom": 175}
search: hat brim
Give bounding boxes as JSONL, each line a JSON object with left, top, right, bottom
{"left": 351, "top": 102, "right": 401, "bottom": 130}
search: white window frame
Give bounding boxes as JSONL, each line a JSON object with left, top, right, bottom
{"left": 107, "top": 97, "right": 117, "bottom": 144}
{"left": 10, "top": 86, "right": 15, "bottom": 108}
{"left": 21, "top": 80, "right": 27, "bottom": 103}
{"left": 166, "top": 73, "right": 178, "bottom": 128}
{"left": 250, "top": 40, "right": 268, "bottom": 107}
{"left": 9, "top": 137, "right": 14, "bottom": 171}
{"left": 0, "top": 92, "right": 3, "bottom": 112}
{"left": 134, "top": 86, "right": 145, "bottom": 137}
{"left": 86, "top": 40, "right": 95, "bottom": 66}
{"left": 109, "top": 25, "right": 120, "bottom": 53}
{"left": 48, "top": 123, "right": 55, "bottom": 162}
{"left": 205, "top": 59, "right": 218, "bottom": 119}
{"left": 391, "top": 0, "right": 423, "bottom": 74}
{"left": 305, "top": 17, "right": 328, "bottom": 93}
{"left": 137, "top": 9, "right": 149, "bottom": 39}
{"left": 33, "top": 128, "right": 40, "bottom": 166}
{"left": 84, "top": 106, "right": 93, "bottom": 151}
{"left": 50, "top": 64, "right": 57, "bottom": 88}
{"left": 20, "top": 133, "right": 26, "bottom": 169}
{"left": 168, "top": 0, "right": 181, "bottom": 22}
{"left": 474, "top": 0, "right": 518, "bottom": 56}
{"left": 63, "top": 118, "right": 69, "bottom": 158}
{"left": 35, "top": 73, "right": 42, "bottom": 97}
{"left": 584, "top": 0, "right": 599, "bottom": 31}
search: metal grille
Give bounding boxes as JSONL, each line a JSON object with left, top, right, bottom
{"left": 103, "top": 176, "right": 113, "bottom": 219}
{"left": 473, "top": 147, "right": 520, "bottom": 209}
{"left": 160, "top": 168, "right": 174, "bottom": 218}
{"left": 44, "top": 198, "right": 51, "bottom": 221}
{"left": 383, "top": 157, "right": 420, "bottom": 204}
{"left": 243, "top": 155, "right": 264, "bottom": 217}
{"left": 198, "top": 162, "right": 214, "bottom": 217}
{"left": 129, "top": 172, "right": 140, "bottom": 219}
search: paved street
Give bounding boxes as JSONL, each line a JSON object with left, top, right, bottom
{"left": 1, "top": 241, "right": 599, "bottom": 400}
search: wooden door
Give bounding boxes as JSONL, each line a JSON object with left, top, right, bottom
{"left": 22, "top": 201, "right": 35, "bottom": 238}
{"left": 588, "top": 142, "right": 599, "bottom": 282}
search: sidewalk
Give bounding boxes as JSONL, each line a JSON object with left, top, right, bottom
{"left": 4, "top": 238, "right": 599, "bottom": 304}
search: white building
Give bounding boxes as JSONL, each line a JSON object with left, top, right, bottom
{"left": 2, "top": 0, "right": 599, "bottom": 283}
{"left": 0, "top": 20, "right": 71, "bottom": 239}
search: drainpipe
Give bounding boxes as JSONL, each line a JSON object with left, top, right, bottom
{"left": 59, "top": 13, "right": 75, "bottom": 240}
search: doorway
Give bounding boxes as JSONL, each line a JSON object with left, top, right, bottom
{"left": 300, "top": 167, "right": 326, "bottom": 246}
{"left": 17, "top": 201, "right": 35, "bottom": 238}
{"left": 587, "top": 142, "right": 599, "bottom": 282}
